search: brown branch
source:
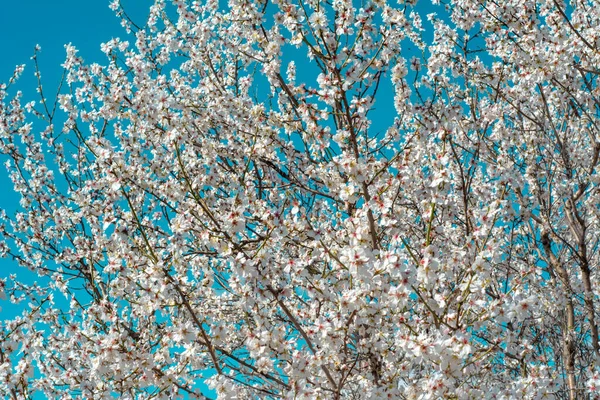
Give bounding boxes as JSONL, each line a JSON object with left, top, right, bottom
{"left": 267, "top": 286, "right": 339, "bottom": 393}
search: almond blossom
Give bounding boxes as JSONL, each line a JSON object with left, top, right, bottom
{"left": 0, "top": 0, "right": 599, "bottom": 398}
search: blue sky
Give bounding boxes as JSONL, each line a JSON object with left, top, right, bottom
{"left": 0, "top": 0, "right": 149, "bottom": 75}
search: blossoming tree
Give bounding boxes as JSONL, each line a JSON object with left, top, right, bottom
{"left": 1, "top": 0, "right": 600, "bottom": 398}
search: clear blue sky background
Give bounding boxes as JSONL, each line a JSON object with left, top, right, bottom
{"left": 1, "top": 0, "right": 148, "bottom": 100}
